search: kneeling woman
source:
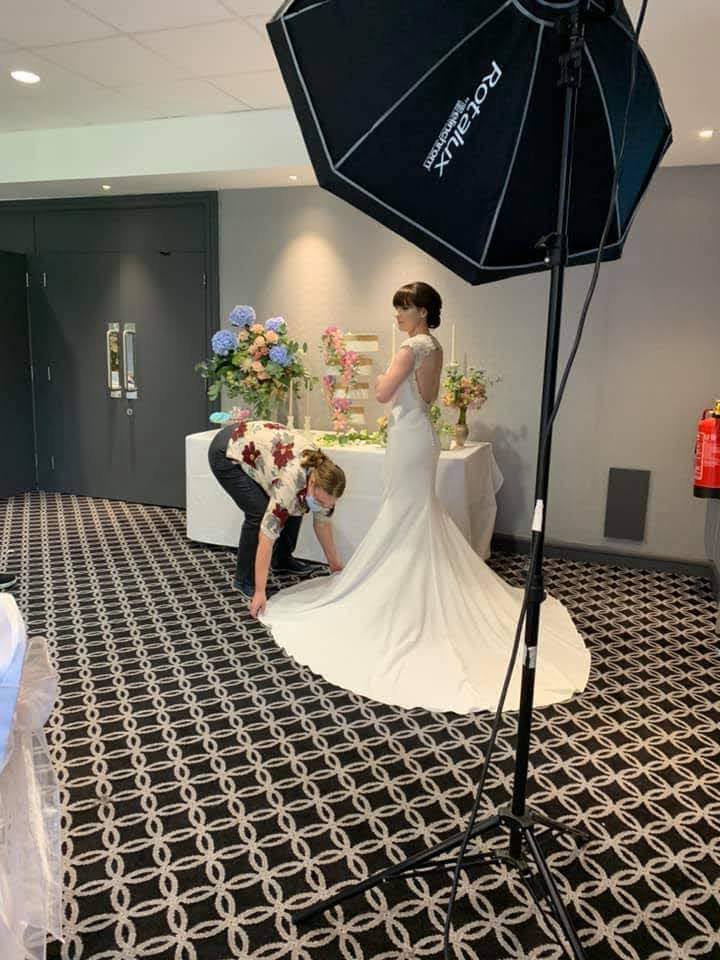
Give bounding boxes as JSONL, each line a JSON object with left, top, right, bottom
{"left": 208, "top": 421, "right": 346, "bottom": 616}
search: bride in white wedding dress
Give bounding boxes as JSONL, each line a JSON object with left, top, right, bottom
{"left": 261, "top": 282, "right": 591, "bottom": 714}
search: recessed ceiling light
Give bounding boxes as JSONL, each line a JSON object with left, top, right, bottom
{"left": 288, "top": 175, "right": 298, "bottom": 181}
{"left": 11, "top": 70, "right": 40, "bottom": 84}
{"left": 101, "top": 184, "right": 112, "bottom": 192}
{"left": 699, "top": 129, "right": 715, "bottom": 140}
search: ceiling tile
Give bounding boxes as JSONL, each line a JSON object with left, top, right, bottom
{"left": 220, "top": 0, "right": 280, "bottom": 15}
{"left": 139, "top": 19, "right": 276, "bottom": 77}
{"left": 245, "top": 14, "right": 274, "bottom": 41}
{"left": 0, "top": 0, "right": 115, "bottom": 47}
{"left": 120, "top": 79, "right": 248, "bottom": 117}
{"left": 34, "top": 36, "right": 186, "bottom": 86}
{"left": 211, "top": 70, "right": 289, "bottom": 109}
{"left": 0, "top": 87, "right": 142, "bottom": 131}
{"left": 73, "top": 0, "right": 234, "bottom": 34}
{"left": 0, "top": 49, "right": 105, "bottom": 100}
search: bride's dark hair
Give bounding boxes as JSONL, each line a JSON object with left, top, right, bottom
{"left": 392, "top": 282, "right": 442, "bottom": 329}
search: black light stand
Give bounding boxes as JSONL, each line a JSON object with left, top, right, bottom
{"left": 292, "top": 6, "right": 597, "bottom": 958}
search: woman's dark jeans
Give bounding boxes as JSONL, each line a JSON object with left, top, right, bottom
{"left": 208, "top": 426, "right": 301, "bottom": 587}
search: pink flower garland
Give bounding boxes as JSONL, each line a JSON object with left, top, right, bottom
{"left": 321, "top": 327, "right": 361, "bottom": 432}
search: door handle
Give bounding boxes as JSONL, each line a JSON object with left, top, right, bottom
{"left": 106, "top": 323, "right": 122, "bottom": 398}
{"left": 123, "top": 322, "right": 138, "bottom": 399}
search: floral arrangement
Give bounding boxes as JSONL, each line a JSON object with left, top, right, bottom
{"left": 429, "top": 404, "right": 455, "bottom": 448}
{"left": 197, "top": 305, "right": 311, "bottom": 419}
{"left": 321, "top": 326, "right": 363, "bottom": 432}
{"left": 319, "top": 416, "right": 389, "bottom": 448}
{"left": 376, "top": 415, "right": 389, "bottom": 445}
{"left": 441, "top": 364, "right": 500, "bottom": 426}
{"left": 318, "top": 429, "right": 380, "bottom": 447}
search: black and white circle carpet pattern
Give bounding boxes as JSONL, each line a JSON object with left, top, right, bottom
{"left": 1, "top": 492, "right": 718, "bottom": 960}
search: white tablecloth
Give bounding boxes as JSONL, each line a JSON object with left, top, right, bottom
{"left": 186, "top": 429, "right": 503, "bottom": 563}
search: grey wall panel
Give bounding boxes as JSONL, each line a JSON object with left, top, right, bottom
{"left": 0, "top": 192, "right": 218, "bottom": 507}
{"left": 0, "top": 213, "right": 34, "bottom": 253}
{"left": 0, "top": 252, "right": 36, "bottom": 496}
{"left": 35, "top": 204, "right": 206, "bottom": 253}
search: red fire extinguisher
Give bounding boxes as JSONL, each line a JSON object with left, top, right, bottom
{"left": 694, "top": 400, "right": 720, "bottom": 499}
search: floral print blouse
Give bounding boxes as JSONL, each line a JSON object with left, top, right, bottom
{"left": 224, "top": 421, "right": 333, "bottom": 540}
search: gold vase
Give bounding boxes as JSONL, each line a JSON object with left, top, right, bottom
{"left": 454, "top": 408, "right": 469, "bottom": 448}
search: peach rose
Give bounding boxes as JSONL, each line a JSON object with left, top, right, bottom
{"left": 251, "top": 360, "right": 264, "bottom": 372}
{"left": 237, "top": 328, "right": 249, "bottom": 341}
{"left": 257, "top": 371, "right": 270, "bottom": 380}
{"left": 250, "top": 323, "right": 264, "bottom": 335}
{"left": 253, "top": 336, "right": 266, "bottom": 349}
{"left": 265, "top": 330, "right": 279, "bottom": 344}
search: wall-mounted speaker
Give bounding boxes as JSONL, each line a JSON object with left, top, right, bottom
{"left": 604, "top": 468, "right": 651, "bottom": 542}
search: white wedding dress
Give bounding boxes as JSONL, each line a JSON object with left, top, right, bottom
{"left": 261, "top": 334, "right": 591, "bottom": 715}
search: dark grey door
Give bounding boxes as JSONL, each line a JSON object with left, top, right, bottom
{"left": 0, "top": 251, "right": 35, "bottom": 497}
{"left": 30, "top": 252, "right": 208, "bottom": 507}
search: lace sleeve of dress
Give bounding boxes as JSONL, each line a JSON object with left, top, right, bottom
{"left": 403, "top": 334, "right": 437, "bottom": 371}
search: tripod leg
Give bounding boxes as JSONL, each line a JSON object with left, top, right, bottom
{"left": 292, "top": 815, "right": 501, "bottom": 925}
{"left": 529, "top": 810, "right": 591, "bottom": 844}
{"left": 523, "top": 826, "right": 586, "bottom": 960}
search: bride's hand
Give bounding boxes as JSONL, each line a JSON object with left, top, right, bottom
{"left": 329, "top": 561, "right": 344, "bottom": 574}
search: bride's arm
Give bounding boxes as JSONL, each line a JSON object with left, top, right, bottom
{"left": 375, "top": 347, "right": 414, "bottom": 403}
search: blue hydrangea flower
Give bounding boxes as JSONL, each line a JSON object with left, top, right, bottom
{"left": 228, "top": 305, "right": 256, "bottom": 328}
{"left": 265, "top": 316, "right": 285, "bottom": 333}
{"left": 269, "top": 345, "right": 292, "bottom": 367}
{"left": 209, "top": 411, "right": 230, "bottom": 424}
{"left": 211, "top": 329, "right": 237, "bottom": 357}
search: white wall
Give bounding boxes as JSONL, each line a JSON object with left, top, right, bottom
{"left": 0, "top": 109, "right": 308, "bottom": 189}
{"left": 219, "top": 165, "right": 720, "bottom": 563}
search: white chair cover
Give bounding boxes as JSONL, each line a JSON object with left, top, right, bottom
{"left": 0, "top": 594, "right": 62, "bottom": 960}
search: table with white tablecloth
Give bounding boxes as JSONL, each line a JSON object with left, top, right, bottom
{"left": 186, "top": 429, "right": 503, "bottom": 563}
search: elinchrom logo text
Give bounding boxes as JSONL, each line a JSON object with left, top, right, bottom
{"left": 423, "top": 62, "right": 503, "bottom": 178}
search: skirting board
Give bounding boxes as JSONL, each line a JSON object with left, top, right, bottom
{"left": 711, "top": 562, "right": 719, "bottom": 601}
{"left": 491, "top": 533, "right": 716, "bottom": 585}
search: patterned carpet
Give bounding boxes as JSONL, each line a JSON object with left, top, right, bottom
{"left": 1, "top": 492, "right": 719, "bottom": 960}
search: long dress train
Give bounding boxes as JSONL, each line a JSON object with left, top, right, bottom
{"left": 261, "top": 335, "right": 590, "bottom": 714}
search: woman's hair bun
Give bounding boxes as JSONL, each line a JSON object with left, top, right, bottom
{"left": 300, "top": 449, "right": 327, "bottom": 470}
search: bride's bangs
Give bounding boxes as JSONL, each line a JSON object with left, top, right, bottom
{"left": 392, "top": 286, "right": 417, "bottom": 310}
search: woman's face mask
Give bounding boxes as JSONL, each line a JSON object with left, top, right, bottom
{"left": 306, "top": 478, "right": 335, "bottom": 513}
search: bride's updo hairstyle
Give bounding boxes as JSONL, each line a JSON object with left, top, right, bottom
{"left": 392, "top": 281, "right": 442, "bottom": 329}
{"left": 300, "top": 449, "right": 346, "bottom": 498}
